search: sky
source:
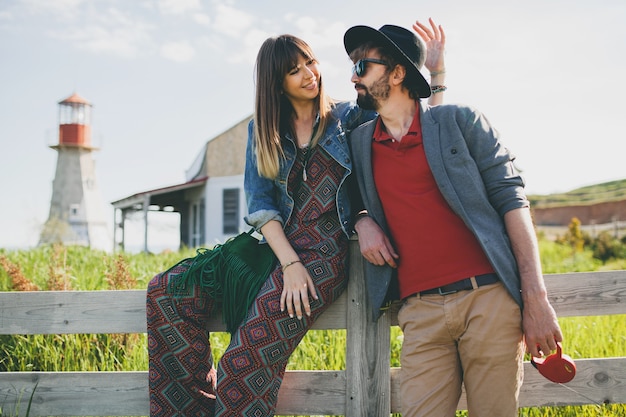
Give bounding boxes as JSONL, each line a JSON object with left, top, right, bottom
{"left": 1, "top": 0, "right": 625, "bottom": 251}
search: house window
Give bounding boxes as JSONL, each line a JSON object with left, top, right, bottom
{"left": 69, "top": 204, "right": 80, "bottom": 219}
{"left": 223, "top": 188, "right": 239, "bottom": 234}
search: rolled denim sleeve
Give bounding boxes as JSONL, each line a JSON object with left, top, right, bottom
{"left": 243, "top": 120, "right": 285, "bottom": 231}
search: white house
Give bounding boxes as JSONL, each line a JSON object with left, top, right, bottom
{"left": 111, "top": 115, "right": 252, "bottom": 252}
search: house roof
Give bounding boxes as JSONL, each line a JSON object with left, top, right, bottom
{"left": 111, "top": 176, "right": 208, "bottom": 211}
{"left": 110, "top": 114, "right": 251, "bottom": 227}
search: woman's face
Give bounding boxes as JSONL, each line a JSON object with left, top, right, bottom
{"left": 282, "top": 55, "right": 320, "bottom": 105}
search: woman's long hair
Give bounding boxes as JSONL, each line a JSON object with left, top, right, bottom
{"left": 253, "top": 34, "right": 333, "bottom": 179}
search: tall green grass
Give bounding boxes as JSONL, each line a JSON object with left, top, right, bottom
{"left": 0, "top": 241, "right": 624, "bottom": 417}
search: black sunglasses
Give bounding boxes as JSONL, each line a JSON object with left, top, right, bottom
{"left": 352, "top": 58, "right": 388, "bottom": 77}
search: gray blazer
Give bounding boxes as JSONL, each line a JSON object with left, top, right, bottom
{"left": 350, "top": 102, "right": 529, "bottom": 320}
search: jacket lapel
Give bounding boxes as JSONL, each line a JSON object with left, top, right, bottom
{"left": 352, "top": 120, "right": 389, "bottom": 233}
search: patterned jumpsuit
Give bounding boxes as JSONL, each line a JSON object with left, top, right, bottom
{"left": 147, "top": 143, "right": 349, "bottom": 416}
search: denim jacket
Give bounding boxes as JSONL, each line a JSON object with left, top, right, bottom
{"left": 244, "top": 101, "right": 374, "bottom": 238}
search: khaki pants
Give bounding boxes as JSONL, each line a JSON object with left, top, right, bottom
{"left": 397, "top": 281, "right": 524, "bottom": 417}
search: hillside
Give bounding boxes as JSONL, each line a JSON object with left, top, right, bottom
{"left": 528, "top": 179, "right": 626, "bottom": 208}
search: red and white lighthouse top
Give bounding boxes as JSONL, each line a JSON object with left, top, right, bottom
{"left": 56, "top": 92, "right": 94, "bottom": 148}
{"left": 59, "top": 92, "right": 91, "bottom": 106}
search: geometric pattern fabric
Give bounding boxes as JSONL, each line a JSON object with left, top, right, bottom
{"left": 148, "top": 146, "right": 349, "bottom": 416}
{"left": 147, "top": 261, "right": 216, "bottom": 416}
{"left": 214, "top": 146, "right": 349, "bottom": 416}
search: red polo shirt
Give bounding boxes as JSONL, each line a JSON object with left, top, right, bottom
{"left": 372, "top": 102, "right": 493, "bottom": 298}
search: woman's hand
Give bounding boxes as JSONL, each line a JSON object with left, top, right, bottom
{"left": 259, "top": 220, "right": 318, "bottom": 320}
{"left": 199, "top": 365, "right": 217, "bottom": 400}
{"left": 280, "top": 261, "right": 317, "bottom": 320}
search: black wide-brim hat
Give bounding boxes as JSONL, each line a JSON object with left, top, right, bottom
{"left": 344, "top": 24, "right": 431, "bottom": 98}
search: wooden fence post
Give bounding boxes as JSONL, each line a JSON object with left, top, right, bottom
{"left": 345, "top": 239, "right": 392, "bottom": 416}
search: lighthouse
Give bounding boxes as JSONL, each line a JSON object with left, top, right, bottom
{"left": 39, "top": 93, "right": 111, "bottom": 251}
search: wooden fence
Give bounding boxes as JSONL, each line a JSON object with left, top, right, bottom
{"left": 1, "top": 241, "right": 625, "bottom": 416}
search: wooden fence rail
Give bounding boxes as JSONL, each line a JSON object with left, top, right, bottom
{"left": 1, "top": 241, "right": 625, "bottom": 416}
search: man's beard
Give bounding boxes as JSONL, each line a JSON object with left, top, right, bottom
{"left": 356, "top": 75, "right": 390, "bottom": 111}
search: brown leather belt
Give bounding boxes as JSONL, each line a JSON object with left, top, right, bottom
{"left": 419, "top": 273, "right": 499, "bottom": 296}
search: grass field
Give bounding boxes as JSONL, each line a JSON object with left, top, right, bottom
{"left": 0, "top": 240, "right": 624, "bottom": 417}
{"left": 528, "top": 179, "right": 626, "bottom": 207}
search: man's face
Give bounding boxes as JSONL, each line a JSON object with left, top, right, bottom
{"left": 351, "top": 53, "right": 391, "bottom": 111}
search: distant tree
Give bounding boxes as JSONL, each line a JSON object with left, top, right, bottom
{"left": 565, "top": 217, "right": 585, "bottom": 253}
{"left": 592, "top": 231, "right": 623, "bottom": 263}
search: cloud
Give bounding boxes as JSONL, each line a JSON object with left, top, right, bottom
{"left": 160, "top": 40, "right": 196, "bottom": 62}
{"left": 212, "top": 4, "right": 254, "bottom": 38}
{"left": 50, "top": 24, "right": 151, "bottom": 58}
{"left": 193, "top": 13, "right": 211, "bottom": 26}
{"left": 157, "top": 0, "right": 202, "bottom": 16}
{"left": 45, "top": 6, "right": 156, "bottom": 58}
{"left": 18, "top": 0, "right": 86, "bottom": 19}
{"left": 283, "top": 14, "right": 346, "bottom": 50}
{"left": 0, "top": 10, "right": 14, "bottom": 21}
{"left": 190, "top": 3, "right": 259, "bottom": 64}
{"left": 224, "top": 29, "right": 269, "bottom": 65}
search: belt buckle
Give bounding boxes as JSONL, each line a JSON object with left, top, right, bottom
{"left": 437, "top": 286, "right": 458, "bottom": 295}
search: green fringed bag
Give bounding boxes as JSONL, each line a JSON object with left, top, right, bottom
{"left": 166, "top": 229, "right": 276, "bottom": 333}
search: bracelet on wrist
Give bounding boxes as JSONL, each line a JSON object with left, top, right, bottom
{"left": 281, "top": 260, "right": 302, "bottom": 271}
{"left": 430, "top": 85, "right": 447, "bottom": 94}
{"left": 430, "top": 69, "right": 446, "bottom": 76}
